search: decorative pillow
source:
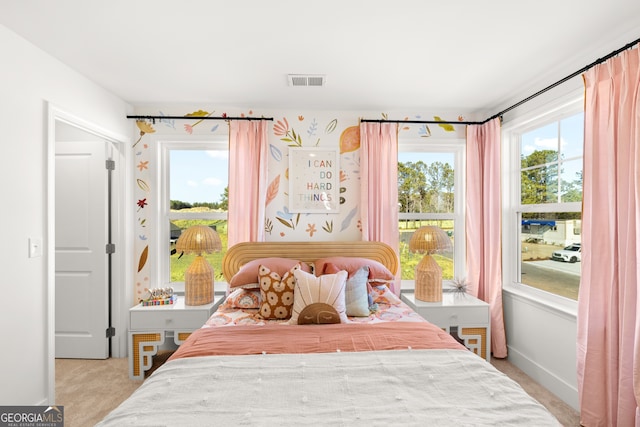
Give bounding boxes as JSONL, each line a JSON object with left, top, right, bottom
{"left": 290, "top": 269, "right": 348, "bottom": 325}
{"left": 229, "top": 257, "right": 311, "bottom": 289}
{"left": 323, "top": 263, "right": 370, "bottom": 317}
{"left": 314, "top": 257, "right": 394, "bottom": 284}
{"left": 257, "top": 264, "right": 300, "bottom": 320}
{"left": 226, "top": 288, "right": 261, "bottom": 309}
{"left": 370, "top": 284, "right": 402, "bottom": 305}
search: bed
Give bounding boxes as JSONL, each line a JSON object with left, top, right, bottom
{"left": 98, "top": 241, "right": 560, "bottom": 426}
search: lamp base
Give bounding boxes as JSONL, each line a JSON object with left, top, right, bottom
{"left": 184, "top": 255, "right": 214, "bottom": 305}
{"left": 414, "top": 254, "right": 442, "bottom": 302}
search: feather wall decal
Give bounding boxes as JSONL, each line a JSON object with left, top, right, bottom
{"left": 138, "top": 245, "right": 149, "bottom": 272}
{"left": 137, "top": 179, "right": 150, "bottom": 192}
{"left": 340, "top": 207, "right": 358, "bottom": 231}
{"left": 270, "top": 144, "right": 282, "bottom": 161}
{"left": 325, "top": 119, "right": 338, "bottom": 134}
{"left": 266, "top": 175, "right": 280, "bottom": 205}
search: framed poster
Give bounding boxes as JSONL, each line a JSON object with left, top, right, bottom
{"left": 288, "top": 147, "right": 339, "bottom": 213}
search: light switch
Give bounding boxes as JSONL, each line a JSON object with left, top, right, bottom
{"left": 29, "top": 237, "right": 42, "bottom": 258}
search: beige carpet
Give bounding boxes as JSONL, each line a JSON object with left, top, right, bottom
{"left": 56, "top": 355, "right": 580, "bottom": 426}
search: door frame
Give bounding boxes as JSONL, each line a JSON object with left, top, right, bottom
{"left": 46, "top": 103, "right": 133, "bottom": 402}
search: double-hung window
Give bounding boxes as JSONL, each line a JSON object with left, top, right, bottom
{"left": 158, "top": 140, "right": 229, "bottom": 287}
{"left": 503, "top": 95, "right": 583, "bottom": 302}
{"left": 398, "top": 139, "right": 465, "bottom": 282}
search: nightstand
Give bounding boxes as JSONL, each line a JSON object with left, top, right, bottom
{"left": 128, "top": 295, "right": 223, "bottom": 379}
{"left": 401, "top": 287, "right": 491, "bottom": 362}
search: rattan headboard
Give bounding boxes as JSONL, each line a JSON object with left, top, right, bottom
{"left": 222, "top": 241, "right": 398, "bottom": 282}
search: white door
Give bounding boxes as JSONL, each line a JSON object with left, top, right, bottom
{"left": 55, "top": 139, "right": 110, "bottom": 359}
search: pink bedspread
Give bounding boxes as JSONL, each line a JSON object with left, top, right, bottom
{"left": 169, "top": 321, "right": 465, "bottom": 361}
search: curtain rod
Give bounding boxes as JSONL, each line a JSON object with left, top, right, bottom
{"left": 362, "top": 36, "right": 640, "bottom": 127}
{"left": 127, "top": 115, "right": 273, "bottom": 123}
{"left": 360, "top": 118, "right": 484, "bottom": 125}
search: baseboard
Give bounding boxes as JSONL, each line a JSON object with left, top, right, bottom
{"left": 507, "top": 345, "right": 579, "bottom": 411}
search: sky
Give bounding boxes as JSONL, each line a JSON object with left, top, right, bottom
{"left": 170, "top": 149, "right": 455, "bottom": 205}
{"left": 170, "top": 150, "right": 229, "bottom": 204}
{"left": 520, "top": 111, "right": 584, "bottom": 184}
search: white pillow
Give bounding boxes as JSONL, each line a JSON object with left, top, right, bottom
{"left": 290, "top": 269, "right": 348, "bottom": 324}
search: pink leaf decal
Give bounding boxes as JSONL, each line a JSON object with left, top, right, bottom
{"left": 266, "top": 175, "right": 280, "bottom": 205}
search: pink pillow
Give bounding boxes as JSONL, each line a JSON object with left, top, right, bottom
{"left": 229, "top": 257, "right": 311, "bottom": 288}
{"left": 324, "top": 261, "right": 374, "bottom": 292}
{"left": 315, "top": 257, "right": 394, "bottom": 283}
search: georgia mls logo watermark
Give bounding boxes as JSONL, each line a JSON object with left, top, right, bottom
{"left": 0, "top": 406, "right": 64, "bottom": 427}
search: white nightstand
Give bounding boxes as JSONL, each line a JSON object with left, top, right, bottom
{"left": 401, "top": 287, "right": 491, "bottom": 362}
{"left": 128, "top": 295, "right": 223, "bottom": 379}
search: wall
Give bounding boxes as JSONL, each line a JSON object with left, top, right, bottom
{"left": 132, "top": 107, "right": 467, "bottom": 302}
{"left": 0, "top": 24, "right": 131, "bottom": 405}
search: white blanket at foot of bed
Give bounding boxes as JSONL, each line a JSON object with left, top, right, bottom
{"left": 98, "top": 349, "right": 560, "bottom": 426}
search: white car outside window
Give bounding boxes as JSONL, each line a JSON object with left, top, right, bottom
{"left": 551, "top": 244, "right": 581, "bottom": 263}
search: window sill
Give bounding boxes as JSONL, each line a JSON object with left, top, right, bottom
{"left": 503, "top": 282, "right": 577, "bottom": 319}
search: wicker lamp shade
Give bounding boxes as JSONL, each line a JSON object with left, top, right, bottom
{"left": 409, "top": 226, "right": 453, "bottom": 255}
{"left": 176, "top": 225, "right": 222, "bottom": 305}
{"left": 176, "top": 225, "right": 222, "bottom": 255}
{"left": 409, "top": 226, "right": 453, "bottom": 302}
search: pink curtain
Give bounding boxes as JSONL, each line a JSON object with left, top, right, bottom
{"left": 466, "top": 118, "right": 507, "bottom": 358}
{"left": 360, "top": 122, "right": 400, "bottom": 294}
{"left": 227, "top": 120, "right": 268, "bottom": 247}
{"left": 577, "top": 47, "right": 640, "bottom": 427}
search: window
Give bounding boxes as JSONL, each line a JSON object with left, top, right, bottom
{"left": 159, "top": 141, "right": 229, "bottom": 286}
{"left": 398, "top": 140, "right": 465, "bottom": 282}
{"left": 504, "top": 97, "right": 583, "bottom": 301}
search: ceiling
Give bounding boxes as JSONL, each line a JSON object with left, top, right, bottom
{"left": 1, "top": 1, "right": 639, "bottom": 118}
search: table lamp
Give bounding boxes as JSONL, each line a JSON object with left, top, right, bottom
{"left": 409, "top": 226, "right": 453, "bottom": 302}
{"left": 175, "top": 225, "right": 222, "bottom": 305}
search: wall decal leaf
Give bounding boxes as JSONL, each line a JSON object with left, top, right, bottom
{"left": 325, "top": 119, "right": 338, "bottom": 134}
{"left": 266, "top": 175, "right": 280, "bottom": 205}
{"left": 341, "top": 207, "right": 358, "bottom": 231}
{"left": 419, "top": 125, "right": 432, "bottom": 138}
{"left": 307, "top": 118, "right": 318, "bottom": 136}
{"left": 276, "top": 217, "right": 293, "bottom": 229}
{"left": 138, "top": 245, "right": 149, "bottom": 272}
{"left": 434, "top": 116, "right": 455, "bottom": 132}
{"left": 185, "top": 109, "right": 210, "bottom": 117}
{"left": 137, "top": 179, "right": 150, "bottom": 192}
{"left": 270, "top": 144, "right": 282, "bottom": 161}
{"left": 339, "top": 126, "right": 360, "bottom": 154}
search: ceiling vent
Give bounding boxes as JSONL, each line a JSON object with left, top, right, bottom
{"left": 288, "top": 74, "right": 326, "bottom": 87}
